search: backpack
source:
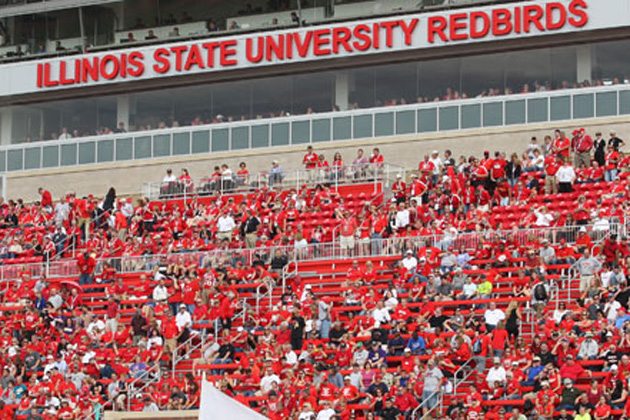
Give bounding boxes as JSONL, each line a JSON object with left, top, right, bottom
{"left": 534, "top": 283, "right": 548, "bottom": 301}
{"left": 472, "top": 337, "right": 482, "bottom": 354}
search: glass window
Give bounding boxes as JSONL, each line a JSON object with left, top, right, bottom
{"left": 333, "top": 117, "right": 351, "bottom": 141}
{"left": 594, "top": 40, "right": 630, "bottom": 82}
{"left": 172, "top": 133, "right": 191, "bottom": 155}
{"left": 192, "top": 131, "right": 210, "bottom": 154}
{"left": 153, "top": 134, "right": 171, "bottom": 157}
{"left": 232, "top": 127, "right": 250, "bottom": 149}
{"left": 212, "top": 129, "right": 229, "bottom": 152}
{"left": 417, "top": 109, "right": 437, "bottom": 133}
{"left": 312, "top": 119, "right": 331, "bottom": 143}
{"left": 419, "top": 58, "right": 461, "bottom": 101}
{"left": 353, "top": 115, "right": 373, "bottom": 139}
{"left": 375, "top": 63, "right": 417, "bottom": 105}
{"left": 97, "top": 140, "right": 114, "bottom": 163}
{"left": 461, "top": 105, "right": 481, "bottom": 129}
{"left": 24, "top": 148, "right": 41, "bottom": 170}
{"left": 78, "top": 142, "right": 96, "bottom": 164}
{"left": 462, "top": 54, "right": 507, "bottom": 97}
{"left": 116, "top": 138, "right": 133, "bottom": 161}
{"left": 251, "top": 125, "right": 270, "bottom": 148}
{"left": 291, "top": 121, "right": 310, "bottom": 145}
{"left": 42, "top": 146, "right": 59, "bottom": 168}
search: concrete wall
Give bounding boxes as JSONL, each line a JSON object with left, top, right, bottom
{"left": 7, "top": 115, "right": 630, "bottom": 202}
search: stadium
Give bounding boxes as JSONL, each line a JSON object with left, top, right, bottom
{"left": 0, "top": 0, "right": 629, "bottom": 419}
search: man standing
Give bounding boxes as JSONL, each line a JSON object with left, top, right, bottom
{"left": 556, "top": 158, "right": 576, "bottom": 194}
{"left": 216, "top": 209, "right": 235, "bottom": 242}
{"left": 573, "top": 128, "right": 593, "bottom": 168}
{"left": 241, "top": 209, "right": 260, "bottom": 249}
{"left": 572, "top": 249, "right": 602, "bottom": 293}
{"left": 76, "top": 252, "right": 96, "bottom": 286}
{"left": 303, "top": 146, "right": 318, "bottom": 181}
{"left": 543, "top": 154, "right": 561, "bottom": 194}
{"left": 339, "top": 211, "right": 357, "bottom": 256}
{"left": 422, "top": 359, "right": 444, "bottom": 415}
{"left": 38, "top": 188, "right": 52, "bottom": 210}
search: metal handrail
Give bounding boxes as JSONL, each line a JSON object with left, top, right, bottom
{"left": 452, "top": 358, "right": 474, "bottom": 396}
{"left": 143, "top": 163, "right": 396, "bottom": 201}
{"left": 411, "top": 386, "right": 444, "bottom": 420}
{"left": 80, "top": 361, "right": 162, "bottom": 420}
{"left": 0, "top": 222, "right": 619, "bottom": 289}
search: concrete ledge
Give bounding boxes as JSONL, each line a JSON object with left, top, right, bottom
{"left": 7, "top": 115, "right": 630, "bottom": 201}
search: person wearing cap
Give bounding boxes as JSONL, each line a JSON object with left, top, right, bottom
{"left": 573, "top": 128, "right": 594, "bottom": 168}
{"left": 486, "top": 356, "right": 506, "bottom": 385}
{"left": 269, "top": 159, "right": 284, "bottom": 186}
{"left": 340, "top": 375, "right": 360, "bottom": 404}
{"left": 401, "top": 250, "right": 417, "bottom": 274}
{"left": 421, "top": 359, "right": 443, "bottom": 414}
{"left": 560, "top": 354, "right": 592, "bottom": 383}
{"left": 578, "top": 332, "right": 599, "bottom": 360}
{"left": 559, "top": 378, "right": 583, "bottom": 411}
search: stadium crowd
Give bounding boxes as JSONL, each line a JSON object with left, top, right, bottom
{"left": 0, "top": 127, "right": 627, "bottom": 420}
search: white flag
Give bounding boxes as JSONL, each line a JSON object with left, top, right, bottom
{"left": 199, "top": 378, "right": 269, "bottom": 420}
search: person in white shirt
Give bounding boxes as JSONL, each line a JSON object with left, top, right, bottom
{"left": 395, "top": 203, "right": 410, "bottom": 229}
{"left": 592, "top": 213, "right": 610, "bottom": 232}
{"left": 58, "top": 128, "right": 72, "bottom": 140}
{"left": 283, "top": 344, "right": 298, "bottom": 365}
{"left": 484, "top": 302, "right": 505, "bottom": 330}
{"left": 221, "top": 164, "right": 234, "bottom": 191}
{"left": 371, "top": 300, "right": 391, "bottom": 327}
{"left": 486, "top": 357, "right": 507, "bottom": 385}
{"left": 259, "top": 368, "right": 281, "bottom": 395}
{"left": 533, "top": 206, "right": 554, "bottom": 227}
{"left": 54, "top": 201, "right": 70, "bottom": 225}
{"left": 556, "top": 159, "right": 576, "bottom": 193}
{"left": 152, "top": 280, "right": 169, "bottom": 303}
{"left": 176, "top": 304, "right": 192, "bottom": 331}
{"left": 162, "top": 169, "right": 176, "bottom": 183}
{"left": 401, "top": 250, "right": 418, "bottom": 273}
{"left": 298, "top": 403, "right": 316, "bottom": 420}
{"left": 316, "top": 400, "right": 336, "bottom": 420}
{"left": 216, "top": 209, "right": 236, "bottom": 241}
{"left": 428, "top": 150, "right": 443, "bottom": 184}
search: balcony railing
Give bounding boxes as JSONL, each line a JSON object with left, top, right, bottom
{"left": 142, "top": 163, "right": 399, "bottom": 201}
{"left": 1, "top": 84, "right": 629, "bottom": 173}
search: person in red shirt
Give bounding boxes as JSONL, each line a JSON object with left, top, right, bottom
{"left": 573, "top": 128, "right": 594, "bottom": 168}
{"left": 160, "top": 310, "right": 180, "bottom": 354}
{"left": 544, "top": 155, "right": 561, "bottom": 194}
{"left": 369, "top": 147, "right": 385, "bottom": 176}
{"left": 553, "top": 129, "right": 570, "bottom": 159}
{"left": 339, "top": 211, "right": 357, "bottom": 256}
{"left": 38, "top": 188, "right": 52, "bottom": 208}
{"left": 76, "top": 252, "right": 96, "bottom": 285}
{"left": 302, "top": 145, "right": 318, "bottom": 181}
{"left": 605, "top": 144, "right": 620, "bottom": 182}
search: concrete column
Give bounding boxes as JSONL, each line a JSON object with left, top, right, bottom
{"left": 335, "top": 71, "right": 351, "bottom": 111}
{"left": 0, "top": 107, "right": 13, "bottom": 146}
{"left": 116, "top": 95, "right": 130, "bottom": 131}
{"left": 577, "top": 45, "right": 592, "bottom": 84}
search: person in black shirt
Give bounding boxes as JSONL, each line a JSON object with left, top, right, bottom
{"left": 536, "top": 341, "right": 556, "bottom": 367}
{"left": 609, "top": 130, "right": 625, "bottom": 151}
{"left": 290, "top": 308, "right": 305, "bottom": 350}
{"left": 381, "top": 398, "right": 401, "bottom": 420}
{"left": 270, "top": 249, "right": 288, "bottom": 273}
{"left": 428, "top": 308, "right": 449, "bottom": 330}
{"left": 554, "top": 407, "right": 574, "bottom": 420}
{"left": 241, "top": 209, "right": 260, "bottom": 249}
